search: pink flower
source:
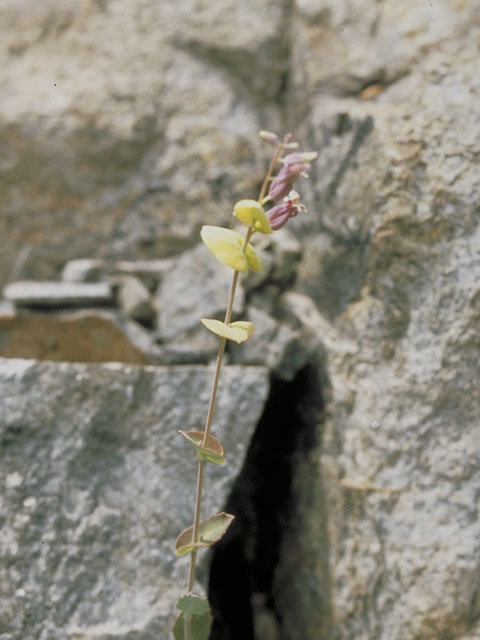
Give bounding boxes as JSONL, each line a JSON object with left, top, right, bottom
{"left": 267, "top": 167, "right": 294, "bottom": 200}
{"left": 281, "top": 151, "right": 318, "bottom": 165}
{"left": 266, "top": 190, "right": 306, "bottom": 230}
{"left": 268, "top": 151, "right": 318, "bottom": 201}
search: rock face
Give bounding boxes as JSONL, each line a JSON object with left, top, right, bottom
{"left": 2, "top": 1, "right": 480, "bottom": 640}
{"left": 3, "top": 282, "right": 113, "bottom": 308}
{"left": 0, "top": 359, "right": 269, "bottom": 640}
{"left": 274, "top": 2, "right": 480, "bottom": 640}
{"left": 0, "top": 0, "right": 288, "bottom": 288}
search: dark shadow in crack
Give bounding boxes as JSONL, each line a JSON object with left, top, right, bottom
{"left": 208, "top": 363, "right": 325, "bottom": 640}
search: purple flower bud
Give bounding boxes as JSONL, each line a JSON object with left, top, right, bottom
{"left": 259, "top": 130, "right": 279, "bottom": 146}
{"left": 268, "top": 161, "right": 310, "bottom": 200}
{"left": 283, "top": 162, "right": 311, "bottom": 179}
{"left": 266, "top": 190, "right": 306, "bottom": 230}
{"left": 281, "top": 151, "right": 318, "bottom": 164}
{"left": 268, "top": 174, "right": 293, "bottom": 200}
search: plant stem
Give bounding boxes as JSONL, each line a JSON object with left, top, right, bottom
{"left": 259, "top": 138, "right": 286, "bottom": 203}
{"left": 185, "top": 139, "right": 283, "bottom": 601}
{"left": 186, "top": 228, "right": 253, "bottom": 594}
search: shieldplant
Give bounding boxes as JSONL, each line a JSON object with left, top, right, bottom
{"left": 173, "top": 131, "right": 317, "bottom": 640}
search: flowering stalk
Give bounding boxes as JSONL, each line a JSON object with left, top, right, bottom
{"left": 186, "top": 227, "right": 253, "bottom": 595}
{"left": 173, "top": 132, "right": 317, "bottom": 640}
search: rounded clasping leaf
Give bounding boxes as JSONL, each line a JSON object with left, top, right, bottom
{"left": 200, "top": 226, "right": 262, "bottom": 273}
{"left": 173, "top": 608, "right": 212, "bottom": 640}
{"left": 176, "top": 593, "right": 210, "bottom": 616}
{"left": 243, "top": 238, "right": 262, "bottom": 271}
{"left": 200, "top": 318, "right": 255, "bottom": 344}
{"left": 175, "top": 512, "right": 235, "bottom": 556}
{"left": 178, "top": 430, "right": 225, "bottom": 465}
{"left": 233, "top": 199, "right": 272, "bottom": 234}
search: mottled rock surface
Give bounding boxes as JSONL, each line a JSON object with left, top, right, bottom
{"left": 0, "top": 359, "right": 269, "bottom": 640}
{"left": 115, "top": 276, "right": 155, "bottom": 324}
{"left": 274, "top": 2, "right": 480, "bottom": 639}
{"left": 0, "top": 0, "right": 288, "bottom": 288}
{"left": 156, "top": 243, "right": 245, "bottom": 341}
{"left": 1, "top": 0, "right": 480, "bottom": 639}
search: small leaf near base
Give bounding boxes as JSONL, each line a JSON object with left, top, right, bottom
{"left": 175, "top": 512, "right": 235, "bottom": 556}
{"left": 178, "top": 430, "right": 225, "bottom": 465}
{"left": 176, "top": 593, "right": 210, "bottom": 616}
{"left": 173, "top": 609, "right": 212, "bottom": 640}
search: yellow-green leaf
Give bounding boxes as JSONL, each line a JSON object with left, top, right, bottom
{"left": 200, "top": 226, "right": 248, "bottom": 273}
{"left": 243, "top": 241, "right": 262, "bottom": 272}
{"left": 233, "top": 199, "right": 272, "bottom": 234}
{"left": 173, "top": 609, "right": 212, "bottom": 640}
{"left": 176, "top": 594, "right": 210, "bottom": 616}
{"left": 200, "top": 318, "right": 255, "bottom": 344}
{"left": 175, "top": 512, "right": 235, "bottom": 556}
{"left": 178, "top": 430, "right": 225, "bottom": 464}
{"left": 200, "top": 226, "right": 263, "bottom": 273}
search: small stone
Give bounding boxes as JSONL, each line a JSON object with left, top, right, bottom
{"left": 61, "top": 260, "right": 106, "bottom": 283}
{"left": 114, "top": 260, "right": 173, "bottom": 292}
{"left": 3, "top": 281, "right": 113, "bottom": 308}
{"left": 6, "top": 472, "right": 24, "bottom": 489}
{"left": 115, "top": 276, "right": 155, "bottom": 324}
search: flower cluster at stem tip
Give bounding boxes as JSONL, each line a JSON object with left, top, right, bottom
{"left": 200, "top": 131, "right": 317, "bottom": 281}
{"left": 259, "top": 130, "right": 317, "bottom": 230}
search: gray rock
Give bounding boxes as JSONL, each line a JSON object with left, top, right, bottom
{"left": 3, "top": 281, "right": 113, "bottom": 308}
{"left": 156, "top": 325, "right": 221, "bottom": 366}
{"left": 274, "top": 4, "right": 480, "bottom": 638}
{"left": 230, "top": 305, "right": 311, "bottom": 381}
{"left": 115, "top": 276, "right": 155, "bottom": 324}
{"left": 114, "top": 260, "right": 173, "bottom": 292}
{"left": 0, "top": 0, "right": 285, "bottom": 289}
{"left": 156, "top": 243, "right": 245, "bottom": 341}
{"left": 62, "top": 259, "right": 106, "bottom": 283}
{"left": 0, "top": 358, "right": 269, "bottom": 640}
{"left": 267, "top": 228, "right": 302, "bottom": 286}
{"left": 248, "top": 284, "right": 283, "bottom": 316}
{"left": 242, "top": 228, "right": 301, "bottom": 293}
{"left": 230, "top": 306, "right": 278, "bottom": 365}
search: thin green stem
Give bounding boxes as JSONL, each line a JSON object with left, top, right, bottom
{"left": 184, "top": 140, "right": 282, "bottom": 620}
{"left": 184, "top": 613, "right": 191, "bottom": 640}
{"left": 259, "top": 139, "right": 287, "bottom": 203}
{"left": 186, "top": 229, "right": 253, "bottom": 595}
